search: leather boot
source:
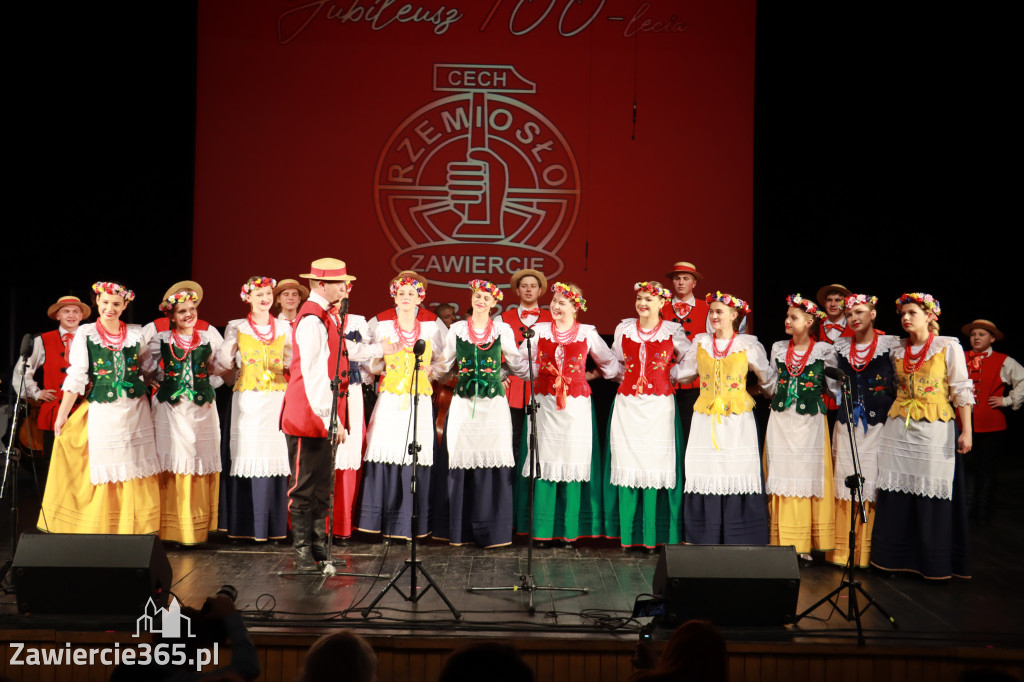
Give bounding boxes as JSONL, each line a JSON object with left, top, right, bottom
{"left": 291, "top": 512, "right": 318, "bottom": 572}
{"left": 311, "top": 515, "right": 330, "bottom": 563}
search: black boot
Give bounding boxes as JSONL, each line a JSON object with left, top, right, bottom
{"left": 311, "top": 515, "right": 330, "bottom": 563}
{"left": 291, "top": 513, "right": 318, "bottom": 572}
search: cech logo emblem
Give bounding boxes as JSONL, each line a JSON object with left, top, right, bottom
{"left": 375, "top": 64, "right": 580, "bottom": 291}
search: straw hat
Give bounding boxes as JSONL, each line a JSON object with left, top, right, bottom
{"left": 47, "top": 295, "right": 91, "bottom": 320}
{"left": 161, "top": 280, "right": 204, "bottom": 306}
{"left": 961, "top": 319, "right": 1004, "bottom": 342}
{"left": 301, "top": 258, "right": 356, "bottom": 281}
{"left": 273, "top": 278, "right": 310, "bottom": 299}
{"left": 816, "top": 284, "right": 852, "bottom": 307}
{"left": 510, "top": 268, "right": 547, "bottom": 292}
{"left": 665, "top": 261, "right": 703, "bottom": 281}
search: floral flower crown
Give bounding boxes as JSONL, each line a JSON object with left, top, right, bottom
{"left": 896, "top": 292, "right": 941, "bottom": 317}
{"left": 844, "top": 293, "right": 878, "bottom": 309}
{"left": 705, "top": 291, "right": 751, "bottom": 315}
{"left": 468, "top": 279, "right": 503, "bottom": 302}
{"left": 551, "top": 282, "right": 587, "bottom": 312}
{"left": 786, "top": 293, "right": 826, "bottom": 320}
{"left": 92, "top": 281, "right": 135, "bottom": 302}
{"left": 239, "top": 277, "right": 277, "bottom": 301}
{"left": 390, "top": 276, "right": 426, "bottom": 299}
{"left": 634, "top": 281, "right": 671, "bottom": 299}
{"left": 159, "top": 290, "right": 199, "bottom": 312}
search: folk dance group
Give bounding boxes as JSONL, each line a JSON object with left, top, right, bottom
{"left": 18, "top": 261, "right": 1021, "bottom": 581}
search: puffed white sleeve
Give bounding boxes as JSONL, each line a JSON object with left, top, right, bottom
{"left": 206, "top": 330, "right": 224, "bottom": 390}
{"left": 500, "top": 323, "right": 523, "bottom": 377}
{"left": 212, "top": 321, "right": 240, "bottom": 381}
{"left": 610, "top": 322, "right": 627, "bottom": 383}
{"left": 345, "top": 317, "right": 384, "bottom": 365}
{"left": 587, "top": 326, "right": 620, "bottom": 380}
{"left": 515, "top": 336, "right": 540, "bottom": 380}
{"left": 11, "top": 336, "right": 45, "bottom": 399}
{"left": 746, "top": 338, "right": 778, "bottom": 394}
{"left": 434, "top": 323, "right": 458, "bottom": 374}
{"left": 61, "top": 328, "right": 91, "bottom": 395}
{"left": 670, "top": 323, "right": 692, "bottom": 363}
{"left": 428, "top": 321, "right": 451, "bottom": 376}
{"left": 1001, "top": 356, "right": 1024, "bottom": 410}
{"left": 945, "top": 340, "right": 975, "bottom": 408}
{"left": 671, "top": 338, "right": 698, "bottom": 385}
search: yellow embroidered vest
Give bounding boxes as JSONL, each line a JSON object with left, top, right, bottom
{"left": 888, "top": 347, "right": 954, "bottom": 422}
{"left": 380, "top": 342, "right": 434, "bottom": 396}
{"left": 234, "top": 330, "right": 288, "bottom": 392}
{"left": 693, "top": 345, "right": 756, "bottom": 417}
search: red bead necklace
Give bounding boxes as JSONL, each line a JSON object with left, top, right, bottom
{"left": 552, "top": 321, "right": 580, "bottom": 345}
{"left": 247, "top": 313, "right": 276, "bottom": 344}
{"left": 902, "top": 332, "right": 935, "bottom": 374}
{"left": 847, "top": 331, "right": 878, "bottom": 372}
{"left": 785, "top": 338, "right": 815, "bottom": 377}
{"left": 396, "top": 318, "right": 421, "bottom": 349}
{"left": 169, "top": 329, "right": 200, "bottom": 362}
{"left": 712, "top": 334, "right": 735, "bottom": 359}
{"left": 636, "top": 318, "right": 663, "bottom": 342}
{"left": 96, "top": 321, "right": 127, "bottom": 350}
{"left": 467, "top": 318, "right": 496, "bottom": 350}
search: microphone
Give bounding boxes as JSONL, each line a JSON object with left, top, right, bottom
{"left": 823, "top": 366, "right": 847, "bottom": 381}
{"left": 20, "top": 333, "right": 34, "bottom": 360}
{"left": 413, "top": 339, "right": 426, "bottom": 357}
{"left": 521, "top": 328, "right": 535, "bottom": 339}
{"left": 340, "top": 297, "right": 350, "bottom": 316}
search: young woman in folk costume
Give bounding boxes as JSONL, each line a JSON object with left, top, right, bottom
{"left": 432, "top": 279, "right": 524, "bottom": 547}
{"left": 514, "top": 282, "right": 619, "bottom": 545}
{"left": 871, "top": 293, "right": 974, "bottom": 580}
{"left": 670, "top": 292, "right": 775, "bottom": 545}
{"left": 764, "top": 294, "right": 838, "bottom": 558}
{"left": 39, "top": 281, "right": 162, "bottom": 534}
{"left": 357, "top": 273, "right": 447, "bottom": 540}
{"left": 147, "top": 284, "right": 223, "bottom": 544}
{"left": 825, "top": 294, "right": 899, "bottom": 568}
{"left": 325, "top": 284, "right": 383, "bottom": 540}
{"left": 212, "top": 276, "right": 292, "bottom": 541}
{"left": 607, "top": 281, "right": 690, "bottom": 551}
{"left": 273, "top": 278, "right": 309, "bottom": 323}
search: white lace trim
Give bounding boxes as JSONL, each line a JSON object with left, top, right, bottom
{"left": 364, "top": 447, "right": 434, "bottom": 467}
{"left": 770, "top": 340, "right": 834, "bottom": 365}
{"left": 877, "top": 471, "right": 953, "bottom": 501}
{"left": 610, "top": 467, "right": 676, "bottom": 489}
{"left": 169, "top": 458, "right": 223, "bottom": 477}
{"left": 91, "top": 460, "right": 163, "bottom": 486}
{"left": 834, "top": 334, "right": 901, "bottom": 362}
{"left": 82, "top": 322, "right": 146, "bottom": 348}
{"left": 695, "top": 333, "right": 760, "bottom": 357}
{"left": 235, "top": 317, "right": 290, "bottom": 340}
{"left": 450, "top": 319, "right": 505, "bottom": 344}
{"left": 891, "top": 335, "right": 956, "bottom": 361}
{"left": 532, "top": 322, "right": 594, "bottom": 343}
{"left": 683, "top": 473, "right": 762, "bottom": 496}
{"left": 617, "top": 319, "right": 680, "bottom": 343}
{"left": 447, "top": 449, "right": 515, "bottom": 469}
{"left": 765, "top": 479, "right": 826, "bottom": 498}
{"left": 375, "top": 318, "right": 443, "bottom": 342}
{"left": 531, "top": 460, "right": 591, "bottom": 483}
{"left": 231, "top": 457, "right": 292, "bottom": 478}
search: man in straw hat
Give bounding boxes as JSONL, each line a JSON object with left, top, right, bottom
{"left": 961, "top": 319, "right": 1023, "bottom": 524}
{"left": 12, "top": 294, "right": 91, "bottom": 459}
{"left": 280, "top": 258, "right": 360, "bottom": 571}
{"left": 815, "top": 283, "right": 854, "bottom": 344}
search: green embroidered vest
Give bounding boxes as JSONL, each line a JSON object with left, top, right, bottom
{"left": 87, "top": 338, "right": 146, "bottom": 403}
{"left": 156, "top": 340, "right": 215, "bottom": 405}
{"left": 772, "top": 357, "right": 827, "bottom": 415}
{"left": 454, "top": 337, "right": 504, "bottom": 399}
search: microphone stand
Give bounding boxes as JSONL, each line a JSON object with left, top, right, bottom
{"left": 1, "top": 347, "right": 33, "bottom": 590}
{"left": 467, "top": 326, "right": 588, "bottom": 614}
{"left": 795, "top": 369, "right": 896, "bottom": 644}
{"left": 362, "top": 339, "right": 460, "bottom": 618}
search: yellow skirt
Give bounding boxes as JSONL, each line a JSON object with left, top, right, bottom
{"left": 767, "top": 425, "right": 836, "bottom": 554}
{"left": 826, "top": 500, "right": 875, "bottom": 568}
{"left": 158, "top": 471, "right": 220, "bottom": 545}
{"left": 37, "top": 403, "right": 161, "bottom": 535}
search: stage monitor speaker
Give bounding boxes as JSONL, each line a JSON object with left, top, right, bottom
{"left": 653, "top": 545, "right": 799, "bottom": 626}
{"left": 12, "top": 533, "right": 172, "bottom": 616}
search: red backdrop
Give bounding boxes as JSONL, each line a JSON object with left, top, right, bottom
{"left": 193, "top": 0, "right": 756, "bottom": 330}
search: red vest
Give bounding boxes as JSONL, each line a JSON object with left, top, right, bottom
{"left": 38, "top": 329, "right": 74, "bottom": 430}
{"left": 534, "top": 337, "right": 591, "bottom": 403}
{"left": 617, "top": 336, "right": 675, "bottom": 396}
{"left": 151, "top": 317, "right": 210, "bottom": 332}
{"left": 375, "top": 307, "right": 438, "bottom": 323}
{"left": 280, "top": 301, "right": 349, "bottom": 438}
{"left": 661, "top": 298, "right": 709, "bottom": 390}
{"left": 969, "top": 351, "right": 1008, "bottom": 433}
{"left": 500, "top": 307, "right": 553, "bottom": 409}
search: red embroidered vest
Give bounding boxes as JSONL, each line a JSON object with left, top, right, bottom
{"left": 661, "top": 298, "right": 708, "bottom": 390}
{"left": 534, "top": 337, "right": 590, "bottom": 402}
{"left": 38, "top": 329, "right": 73, "bottom": 430}
{"left": 501, "top": 308, "right": 553, "bottom": 409}
{"left": 280, "top": 301, "right": 349, "bottom": 438}
{"left": 969, "top": 351, "right": 1008, "bottom": 433}
{"left": 617, "top": 336, "right": 674, "bottom": 396}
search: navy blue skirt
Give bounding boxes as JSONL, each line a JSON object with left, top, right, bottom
{"left": 356, "top": 461, "right": 432, "bottom": 539}
{"left": 682, "top": 492, "right": 770, "bottom": 545}
{"left": 219, "top": 475, "right": 290, "bottom": 541}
